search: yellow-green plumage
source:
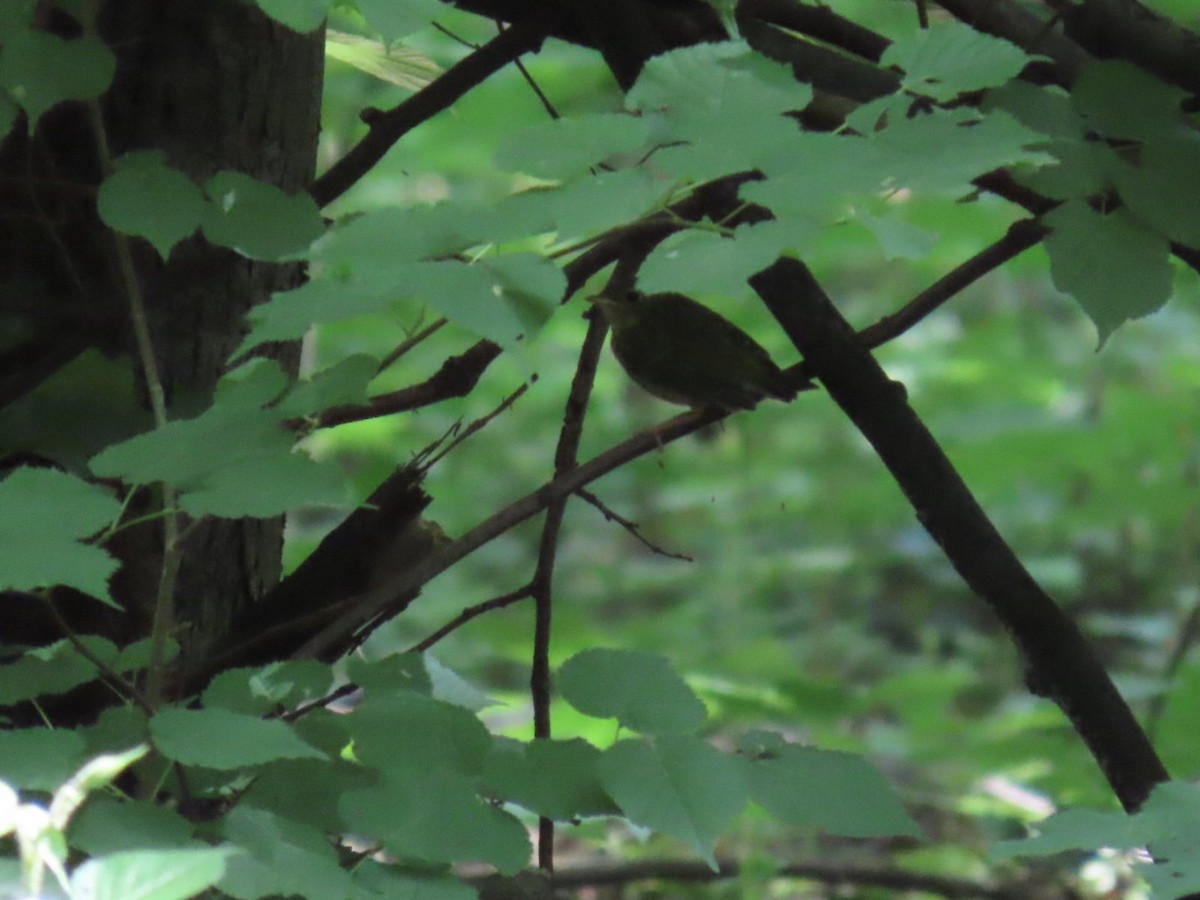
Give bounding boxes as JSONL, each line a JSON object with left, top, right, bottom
{"left": 592, "top": 291, "right": 795, "bottom": 411}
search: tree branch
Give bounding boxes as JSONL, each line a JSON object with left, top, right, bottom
{"left": 548, "top": 856, "right": 1045, "bottom": 899}
{"left": 309, "top": 21, "right": 553, "bottom": 208}
{"left": 750, "top": 256, "right": 1169, "bottom": 812}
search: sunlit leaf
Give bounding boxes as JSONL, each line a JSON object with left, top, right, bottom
{"left": 325, "top": 30, "right": 440, "bottom": 91}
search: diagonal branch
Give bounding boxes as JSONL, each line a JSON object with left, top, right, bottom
{"left": 750, "top": 256, "right": 1169, "bottom": 813}
{"left": 310, "top": 21, "right": 553, "bottom": 208}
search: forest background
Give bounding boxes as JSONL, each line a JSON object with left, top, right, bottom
{"left": 2, "top": 0, "right": 1200, "bottom": 898}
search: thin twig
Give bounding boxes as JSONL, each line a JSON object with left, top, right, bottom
{"left": 858, "top": 218, "right": 1046, "bottom": 352}
{"left": 310, "top": 21, "right": 553, "bottom": 207}
{"left": 408, "top": 584, "right": 533, "bottom": 653}
{"left": 87, "top": 100, "right": 181, "bottom": 710}
{"left": 575, "top": 488, "right": 695, "bottom": 562}
{"left": 376, "top": 317, "right": 447, "bottom": 374}
{"left": 302, "top": 340, "right": 503, "bottom": 430}
{"left": 45, "top": 596, "right": 154, "bottom": 714}
{"left": 418, "top": 379, "right": 531, "bottom": 473}
{"left": 497, "top": 21, "right": 560, "bottom": 120}
{"left": 527, "top": 309, "right": 609, "bottom": 872}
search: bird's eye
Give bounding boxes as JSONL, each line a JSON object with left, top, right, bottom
{"left": 626, "top": 290, "right": 644, "bottom": 304}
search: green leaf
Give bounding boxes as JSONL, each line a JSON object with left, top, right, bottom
{"left": 275, "top": 354, "right": 378, "bottom": 420}
{"left": 219, "top": 806, "right": 353, "bottom": 900}
{"left": 1070, "top": 59, "right": 1188, "bottom": 141}
{"left": 347, "top": 651, "right": 433, "bottom": 697}
{"left": 402, "top": 260, "right": 527, "bottom": 347}
{"left": 202, "top": 170, "right": 325, "bottom": 261}
{"left": 0, "top": 467, "right": 122, "bottom": 605}
{"left": 150, "top": 707, "right": 326, "bottom": 769}
{"left": 1013, "top": 137, "right": 1118, "bottom": 201}
{"left": 97, "top": 151, "right": 206, "bottom": 257}
{"left": 241, "top": 757, "right": 371, "bottom": 833}
{"left": 600, "top": 736, "right": 749, "bottom": 868}
{"left": 984, "top": 80, "right": 1085, "bottom": 140}
{"left": 1113, "top": 132, "right": 1200, "bottom": 247}
{"left": 0, "top": 30, "right": 114, "bottom": 126}
{"left": 1044, "top": 201, "right": 1172, "bottom": 345}
{"left": 482, "top": 737, "right": 618, "bottom": 820}
{"left": 180, "top": 451, "right": 350, "bottom": 518}
{"left": 995, "top": 781, "right": 1200, "bottom": 889}
{"left": 744, "top": 130, "right": 880, "bottom": 220}
{"left": 558, "top": 648, "right": 707, "bottom": 735}
{"left": 628, "top": 40, "right": 811, "bottom": 126}
{"left": 70, "top": 797, "right": 197, "bottom": 856}
{"left": 349, "top": 692, "right": 491, "bottom": 775}
{"left": 254, "top": 0, "right": 330, "bottom": 33}
{"left": 70, "top": 848, "right": 234, "bottom": 900}
{"left": 627, "top": 41, "right": 812, "bottom": 181}
{"left": 856, "top": 213, "right": 938, "bottom": 261}
{"left": 340, "top": 768, "right": 530, "bottom": 874}
{"left": 748, "top": 744, "right": 921, "bottom": 838}
{"left": 0, "top": 638, "right": 116, "bottom": 704}
{"left": 499, "top": 169, "right": 661, "bottom": 240}
{"left": 91, "top": 360, "right": 351, "bottom": 517}
{"left": 494, "top": 113, "right": 649, "bottom": 179}
{"left": 883, "top": 21, "right": 1035, "bottom": 102}
{"left": 237, "top": 274, "right": 401, "bottom": 354}
{"left": 483, "top": 253, "right": 565, "bottom": 335}
{"left": 202, "top": 661, "right": 334, "bottom": 715}
{"left": 0, "top": 1, "right": 36, "bottom": 35}
{"left": 0, "top": 727, "right": 86, "bottom": 791}
{"left": 353, "top": 0, "right": 445, "bottom": 41}
{"left": 873, "top": 107, "right": 1054, "bottom": 194}
{"left": 425, "top": 654, "right": 498, "bottom": 713}
{"left": 325, "top": 31, "right": 440, "bottom": 90}
{"left": 638, "top": 220, "right": 812, "bottom": 297}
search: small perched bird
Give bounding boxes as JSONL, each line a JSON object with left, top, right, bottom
{"left": 590, "top": 290, "right": 796, "bottom": 412}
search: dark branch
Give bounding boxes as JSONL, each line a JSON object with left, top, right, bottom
{"left": 310, "top": 21, "right": 552, "bottom": 207}
{"left": 751, "top": 257, "right": 1170, "bottom": 812}
{"left": 549, "top": 856, "right": 1042, "bottom": 899}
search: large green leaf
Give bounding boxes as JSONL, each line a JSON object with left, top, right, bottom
{"left": 202, "top": 170, "right": 325, "bottom": 261}
{"left": 558, "top": 648, "right": 707, "bottom": 735}
{"left": 90, "top": 360, "right": 351, "bottom": 517}
{"left": 482, "top": 737, "right": 617, "bottom": 820}
{"left": 1070, "top": 59, "right": 1189, "bottom": 141}
{"left": 0, "top": 467, "right": 122, "bottom": 605}
{"left": 70, "top": 848, "right": 234, "bottom": 900}
{"left": 0, "top": 727, "right": 85, "bottom": 791}
{"left": 883, "top": 21, "right": 1034, "bottom": 102}
{"left": 494, "top": 113, "right": 649, "bottom": 180}
{"left": 349, "top": 692, "right": 491, "bottom": 775}
{"left": 340, "top": 768, "right": 530, "bottom": 874}
{"left": 150, "top": 707, "right": 326, "bottom": 769}
{"left": 97, "top": 151, "right": 207, "bottom": 257}
{"left": 353, "top": 0, "right": 444, "bottom": 42}
{"left": 218, "top": 807, "right": 353, "bottom": 900}
{"left": 600, "top": 735, "right": 749, "bottom": 868}
{"left": 1044, "top": 201, "right": 1172, "bottom": 344}
{"left": 747, "top": 743, "right": 921, "bottom": 838}
{"left": 0, "top": 30, "right": 114, "bottom": 126}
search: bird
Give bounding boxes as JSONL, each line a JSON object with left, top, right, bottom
{"left": 590, "top": 290, "right": 796, "bottom": 412}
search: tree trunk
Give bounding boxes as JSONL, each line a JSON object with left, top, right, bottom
{"left": 0, "top": 1, "right": 324, "bottom": 697}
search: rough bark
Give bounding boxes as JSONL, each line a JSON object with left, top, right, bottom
{"left": 0, "top": 1, "right": 324, "bottom": 697}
